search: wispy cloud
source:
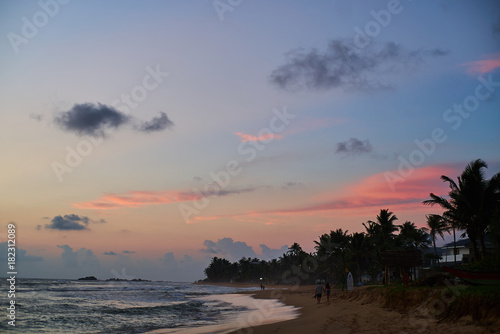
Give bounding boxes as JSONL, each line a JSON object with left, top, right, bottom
{"left": 45, "top": 214, "right": 105, "bottom": 231}
{"left": 271, "top": 164, "right": 459, "bottom": 215}
{"left": 235, "top": 132, "right": 282, "bottom": 142}
{"left": 462, "top": 53, "right": 500, "bottom": 75}
{"left": 270, "top": 39, "right": 449, "bottom": 92}
{"left": 74, "top": 187, "right": 258, "bottom": 210}
{"left": 235, "top": 117, "right": 344, "bottom": 143}
{"left": 282, "top": 181, "right": 302, "bottom": 190}
{"left": 54, "top": 102, "right": 174, "bottom": 137}
{"left": 74, "top": 190, "right": 199, "bottom": 210}
{"left": 189, "top": 164, "right": 460, "bottom": 225}
{"left": 29, "top": 113, "right": 44, "bottom": 122}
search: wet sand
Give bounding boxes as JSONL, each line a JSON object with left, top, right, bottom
{"left": 146, "top": 290, "right": 300, "bottom": 334}
{"left": 150, "top": 282, "right": 499, "bottom": 334}
{"left": 216, "top": 283, "right": 499, "bottom": 334}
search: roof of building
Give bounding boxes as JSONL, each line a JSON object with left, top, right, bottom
{"left": 442, "top": 236, "right": 493, "bottom": 249}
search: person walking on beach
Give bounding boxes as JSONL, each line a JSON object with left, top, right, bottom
{"left": 324, "top": 282, "right": 331, "bottom": 304}
{"left": 315, "top": 283, "right": 323, "bottom": 304}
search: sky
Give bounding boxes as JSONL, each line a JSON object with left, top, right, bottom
{"left": 0, "top": 0, "right": 499, "bottom": 282}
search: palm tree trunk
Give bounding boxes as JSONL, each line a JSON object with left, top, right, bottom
{"left": 479, "top": 233, "right": 487, "bottom": 259}
{"left": 432, "top": 237, "right": 439, "bottom": 265}
{"left": 470, "top": 237, "right": 479, "bottom": 262}
{"left": 357, "top": 262, "right": 361, "bottom": 283}
{"left": 453, "top": 227, "right": 457, "bottom": 266}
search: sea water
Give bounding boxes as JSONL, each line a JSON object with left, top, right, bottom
{"left": 0, "top": 279, "right": 295, "bottom": 333}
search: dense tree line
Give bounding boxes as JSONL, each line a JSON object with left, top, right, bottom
{"left": 204, "top": 159, "right": 500, "bottom": 283}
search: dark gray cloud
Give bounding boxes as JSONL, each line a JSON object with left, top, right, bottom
{"left": 45, "top": 214, "right": 105, "bottom": 231}
{"left": 270, "top": 39, "right": 449, "bottom": 92}
{"left": 122, "top": 250, "right": 136, "bottom": 254}
{"left": 214, "top": 187, "right": 256, "bottom": 197}
{"left": 54, "top": 103, "right": 174, "bottom": 137}
{"left": 136, "top": 112, "right": 174, "bottom": 133}
{"left": 104, "top": 251, "right": 117, "bottom": 256}
{"left": 336, "top": 138, "right": 373, "bottom": 155}
{"left": 54, "top": 103, "right": 130, "bottom": 137}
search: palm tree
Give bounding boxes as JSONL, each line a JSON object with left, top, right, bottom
{"left": 366, "top": 209, "right": 399, "bottom": 249}
{"left": 426, "top": 214, "right": 447, "bottom": 263}
{"left": 350, "top": 232, "right": 369, "bottom": 283}
{"left": 315, "top": 229, "right": 351, "bottom": 283}
{"left": 398, "top": 221, "right": 431, "bottom": 250}
{"left": 424, "top": 159, "right": 500, "bottom": 261}
{"left": 398, "top": 221, "right": 418, "bottom": 249}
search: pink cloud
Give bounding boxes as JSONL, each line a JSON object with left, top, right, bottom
{"left": 267, "top": 164, "right": 460, "bottom": 216}
{"left": 74, "top": 190, "right": 200, "bottom": 210}
{"left": 234, "top": 117, "right": 344, "bottom": 143}
{"left": 462, "top": 54, "right": 500, "bottom": 75}
{"left": 235, "top": 132, "right": 282, "bottom": 142}
{"left": 184, "top": 164, "right": 461, "bottom": 225}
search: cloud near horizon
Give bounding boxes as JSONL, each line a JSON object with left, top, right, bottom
{"left": 54, "top": 103, "right": 174, "bottom": 137}
{"left": 0, "top": 242, "right": 43, "bottom": 262}
{"left": 200, "top": 237, "right": 288, "bottom": 261}
{"left": 57, "top": 244, "right": 100, "bottom": 269}
{"left": 270, "top": 39, "right": 449, "bottom": 92}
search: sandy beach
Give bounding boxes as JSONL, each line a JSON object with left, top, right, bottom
{"left": 145, "top": 282, "right": 500, "bottom": 334}
{"left": 200, "top": 282, "right": 499, "bottom": 334}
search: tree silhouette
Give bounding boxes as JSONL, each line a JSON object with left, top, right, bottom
{"left": 426, "top": 214, "right": 448, "bottom": 263}
{"left": 424, "top": 159, "right": 500, "bottom": 261}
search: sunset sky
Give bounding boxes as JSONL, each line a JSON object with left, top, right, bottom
{"left": 1, "top": 0, "right": 499, "bottom": 281}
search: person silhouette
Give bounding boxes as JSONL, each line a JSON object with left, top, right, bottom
{"left": 324, "top": 282, "right": 331, "bottom": 304}
{"left": 315, "top": 283, "right": 323, "bottom": 304}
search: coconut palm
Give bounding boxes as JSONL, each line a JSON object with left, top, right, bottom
{"left": 365, "top": 209, "right": 399, "bottom": 250}
{"left": 398, "top": 221, "right": 431, "bottom": 249}
{"left": 350, "top": 232, "right": 369, "bottom": 282}
{"left": 426, "top": 214, "right": 447, "bottom": 263}
{"left": 424, "top": 159, "right": 500, "bottom": 261}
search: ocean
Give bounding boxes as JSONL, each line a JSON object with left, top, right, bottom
{"left": 0, "top": 279, "right": 298, "bottom": 333}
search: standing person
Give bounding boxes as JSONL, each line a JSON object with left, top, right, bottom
{"left": 324, "top": 282, "right": 331, "bottom": 304}
{"left": 315, "top": 282, "right": 323, "bottom": 304}
{"left": 340, "top": 273, "right": 346, "bottom": 291}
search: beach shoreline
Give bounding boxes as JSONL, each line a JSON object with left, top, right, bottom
{"left": 194, "top": 282, "right": 499, "bottom": 334}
